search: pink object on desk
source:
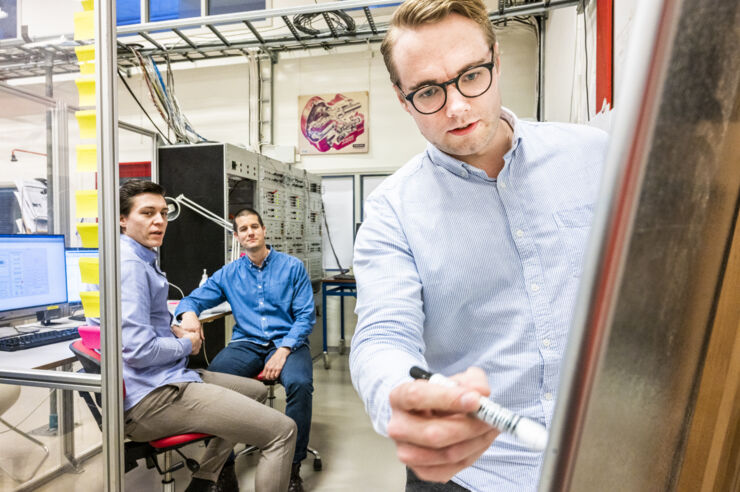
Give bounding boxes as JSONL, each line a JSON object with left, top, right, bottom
{"left": 78, "top": 325, "right": 101, "bottom": 350}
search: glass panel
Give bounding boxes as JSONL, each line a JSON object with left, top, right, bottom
{"left": 0, "top": 0, "right": 19, "bottom": 40}
{"left": 150, "top": 0, "right": 201, "bottom": 22}
{"left": 116, "top": 0, "right": 141, "bottom": 26}
{"left": 208, "top": 0, "right": 266, "bottom": 15}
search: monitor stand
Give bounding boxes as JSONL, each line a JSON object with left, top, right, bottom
{"left": 36, "top": 308, "right": 63, "bottom": 326}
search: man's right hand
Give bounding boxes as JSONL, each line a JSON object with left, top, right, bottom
{"left": 183, "top": 331, "right": 202, "bottom": 355}
{"left": 387, "top": 367, "right": 499, "bottom": 484}
{"left": 180, "top": 311, "right": 204, "bottom": 341}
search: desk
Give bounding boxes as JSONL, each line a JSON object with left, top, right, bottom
{"left": 0, "top": 319, "right": 84, "bottom": 484}
{"left": 321, "top": 277, "right": 357, "bottom": 369}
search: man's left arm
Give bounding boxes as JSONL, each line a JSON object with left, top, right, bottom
{"left": 280, "top": 261, "right": 316, "bottom": 350}
{"left": 262, "top": 262, "right": 315, "bottom": 380}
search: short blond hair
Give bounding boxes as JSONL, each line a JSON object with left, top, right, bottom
{"left": 380, "top": 0, "right": 496, "bottom": 85}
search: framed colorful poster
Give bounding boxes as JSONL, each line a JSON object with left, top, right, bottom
{"left": 298, "top": 91, "right": 368, "bottom": 155}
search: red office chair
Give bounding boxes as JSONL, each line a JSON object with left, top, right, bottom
{"left": 69, "top": 326, "right": 212, "bottom": 492}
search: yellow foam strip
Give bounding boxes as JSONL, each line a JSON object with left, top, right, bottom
{"left": 75, "top": 190, "right": 98, "bottom": 218}
{"left": 76, "top": 223, "right": 99, "bottom": 248}
{"left": 76, "top": 144, "right": 97, "bottom": 172}
{"left": 73, "top": 10, "right": 94, "bottom": 41}
{"left": 75, "top": 75, "right": 96, "bottom": 107}
{"left": 80, "top": 291, "right": 100, "bottom": 318}
{"left": 75, "top": 110, "right": 96, "bottom": 139}
{"left": 78, "top": 257, "right": 99, "bottom": 285}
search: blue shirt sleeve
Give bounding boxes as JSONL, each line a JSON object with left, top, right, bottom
{"left": 279, "top": 261, "right": 316, "bottom": 350}
{"left": 121, "top": 259, "right": 192, "bottom": 369}
{"left": 175, "top": 269, "right": 228, "bottom": 319}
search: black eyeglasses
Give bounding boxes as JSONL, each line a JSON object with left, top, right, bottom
{"left": 397, "top": 50, "right": 496, "bottom": 115}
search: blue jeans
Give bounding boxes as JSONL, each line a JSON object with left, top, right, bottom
{"left": 208, "top": 341, "right": 313, "bottom": 463}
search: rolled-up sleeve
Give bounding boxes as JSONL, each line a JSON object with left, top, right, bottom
{"left": 175, "top": 270, "right": 228, "bottom": 320}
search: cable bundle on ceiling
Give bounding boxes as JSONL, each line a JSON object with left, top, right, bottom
{"left": 120, "top": 45, "right": 208, "bottom": 144}
{"left": 293, "top": 10, "right": 356, "bottom": 37}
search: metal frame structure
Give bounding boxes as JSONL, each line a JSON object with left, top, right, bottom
{"left": 0, "top": 0, "right": 579, "bottom": 80}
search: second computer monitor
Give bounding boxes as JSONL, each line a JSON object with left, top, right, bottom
{"left": 65, "top": 248, "right": 99, "bottom": 305}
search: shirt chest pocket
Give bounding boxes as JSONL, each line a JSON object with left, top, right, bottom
{"left": 553, "top": 204, "right": 594, "bottom": 277}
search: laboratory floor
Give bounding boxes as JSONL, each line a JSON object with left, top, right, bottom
{"left": 0, "top": 353, "right": 406, "bottom": 491}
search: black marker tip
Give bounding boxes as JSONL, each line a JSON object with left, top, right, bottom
{"left": 409, "top": 366, "right": 432, "bottom": 380}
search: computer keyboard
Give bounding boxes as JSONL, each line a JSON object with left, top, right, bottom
{"left": 0, "top": 327, "right": 80, "bottom": 352}
{"left": 69, "top": 314, "right": 87, "bottom": 322}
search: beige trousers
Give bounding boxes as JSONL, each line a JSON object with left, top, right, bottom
{"left": 124, "top": 370, "right": 296, "bottom": 491}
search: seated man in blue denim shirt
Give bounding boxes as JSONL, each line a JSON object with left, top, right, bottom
{"left": 175, "top": 208, "right": 316, "bottom": 492}
{"left": 115, "top": 180, "right": 296, "bottom": 492}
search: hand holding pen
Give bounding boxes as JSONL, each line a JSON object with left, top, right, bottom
{"left": 386, "top": 366, "right": 500, "bottom": 484}
{"left": 410, "top": 366, "right": 548, "bottom": 452}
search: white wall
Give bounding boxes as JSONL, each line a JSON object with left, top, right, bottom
{"left": 544, "top": 1, "right": 640, "bottom": 123}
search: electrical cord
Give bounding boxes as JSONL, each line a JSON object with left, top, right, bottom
{"left": 117, "top": 69, "right": 173, "bottom": 144}
{"left": 168, "top": 282, "right": 185, "bottom": 299}
{"left": 320, "top": 197, "right": 347, "bottom": 274}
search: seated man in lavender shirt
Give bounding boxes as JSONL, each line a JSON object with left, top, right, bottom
{"left": 111, "top": 179, "right": 296, "bottom": 492}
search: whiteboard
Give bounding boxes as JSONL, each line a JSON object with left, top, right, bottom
{"left": 321, "top": 176, "right": 354, "bottom": 271}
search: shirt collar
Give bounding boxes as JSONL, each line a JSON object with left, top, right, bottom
{"left": 121, "top": 234, "right": 158, "bottom": 265}
{"left": 247, "top": 245, "right": 273, "bottom": 269}
{"left": 425, "top": 107, "right": 523, "bottom": 179}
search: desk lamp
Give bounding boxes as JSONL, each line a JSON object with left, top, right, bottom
{"left": 165, "top": 194, "right": 241, "bottom": 263}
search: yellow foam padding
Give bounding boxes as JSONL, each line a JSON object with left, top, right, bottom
{"left": 76, "top": 144, "right": 97, "bottom": 172}
{"left": 75, "top": 45, "right": 95, "bottom": 75}
{"left": 75, "top": 109, "right": 96, "bottom": 139}
{"left": 75, "top": 189, "right": 98, "bottom": 218}
{"left": 78, "top": 257, "right": 99, "bottom": 285}
{"left": 78, "top": 60, "right": 95, "bottom": 75}
{"left": 74, "top": 44, "right": 95, "bottom": 62}
{"left": 81, "top": 0, "right": 94, "bottom": 11}
{"left": 80, "top": 291, "right": 100, "bottom": 318}
{"left": 76, "top": 223, "right": 99, "bottom": 248}
{"left": 75, "top": 75, "right": 96, "bottom": 107}
{"left": 73, "top": 10, "right": 94, "bottom": 41}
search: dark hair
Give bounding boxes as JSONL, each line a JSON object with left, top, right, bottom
{"left": 119, "top": 180, "right": 166, "bottom": 217}
{"left": 232, "top": 207, "right": 264, "bottom": 230}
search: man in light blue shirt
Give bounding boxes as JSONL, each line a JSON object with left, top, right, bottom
{"left": 349, "top": 1, "right": 609, "bottom": 491}
{"left": 176, "top": 208, "right": 315, "bottom": 492}
{"left": 115, "top": 180, "right": 296, "bottom": 492}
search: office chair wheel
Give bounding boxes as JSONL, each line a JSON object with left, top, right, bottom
{"left": 185, "top": 458, "right": 200, "bottom": 473}
{"left": 313, "top": 458, "right": 322, "bottom": 471}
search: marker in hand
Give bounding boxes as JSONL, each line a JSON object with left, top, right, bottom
{"left": 409, "top": 366, "right": 548, "bottom": 451}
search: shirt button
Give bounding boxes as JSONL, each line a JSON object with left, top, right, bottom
{"left": 516, "top": 229, "right": 524, "bottom": 238}
{"left": 544, "top": 392, "right": 553, "bottom": 401}
{"left": 542, "top": 338, "right": 551, "bottom": 348}
{"left": 262, "top": 317, "right": 266, "bottom": 321}
{"left": 258, "top": 285, "right": 262, "bottom": 289}
{"left": 499, "top": 181, "right": 506, "bottom": 189}
{"left": 531, "top": 283, "right": 540, "bottom": 292}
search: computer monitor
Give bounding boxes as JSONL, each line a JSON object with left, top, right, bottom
{"left": 65, "top": 248, "right": 99, "bottom": 306}
{"left": 0, "top": 234, "right": 67, "bottom": 327}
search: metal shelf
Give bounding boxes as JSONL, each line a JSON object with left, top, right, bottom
{"left": 0, "top": 0, "right": 579, "bottom": 81}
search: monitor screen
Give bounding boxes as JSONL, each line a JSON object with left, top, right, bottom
{"left": 0, "top": 235, "right": 68, "bottom": 316}
{"left": 65, "top": 248, "right": 99, "bottom": 304}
